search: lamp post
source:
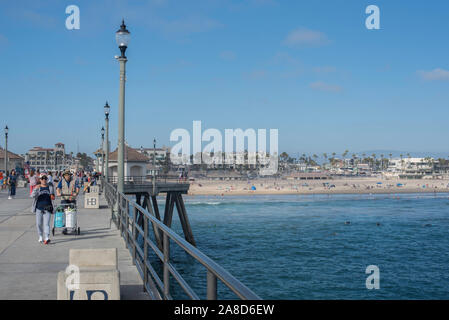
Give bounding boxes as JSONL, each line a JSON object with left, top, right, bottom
{"left": 115, "top": 19, "right": 130, "bottom": 194}
{"left": 153, "top": 138, "right": 156, "bottom": 192}
{"left": 4, "top": 126, "right": 8, "bottom": 174}
{"left": 101, "top": 127, "right": 105, "bottom": 176}
{"left": 104, "top": 102, "right": 110, "bottom": 183}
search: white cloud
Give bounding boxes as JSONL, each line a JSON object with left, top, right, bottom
{"left": 283, "top": 28, "right": 330, "bottom": 47}
{"left": 310, "top": 81, "right": 342, "bottom": 93}
{"left": 418, "top": 68, "right": 449, "bottom": 81}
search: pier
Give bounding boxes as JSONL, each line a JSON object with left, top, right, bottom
{"left": 0, "top": 181, "right": 260, "bottom": 300}
{"left": 0, "top": 187, "right": 148, "bottom": 299}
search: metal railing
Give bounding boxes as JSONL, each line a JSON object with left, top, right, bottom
{"left": 107, "top": 175, "right": 186, "bottom": 185}
{"left": 103, "top": 180, "right": 261, "bottom": 300}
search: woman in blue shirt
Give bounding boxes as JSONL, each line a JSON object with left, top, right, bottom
{"left": 7, "top": 169, "right": 17, "bottom": 200}
{"left": 31, "top": 174, "right": 55, "bottom": 244}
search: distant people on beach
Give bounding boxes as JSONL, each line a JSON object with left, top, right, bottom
{"left": 178, "top": 171, "right": 188, "bottom": 182}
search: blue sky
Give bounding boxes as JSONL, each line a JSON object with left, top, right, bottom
{"left": 1, "top": 0, "right": 449, "bottom": 158}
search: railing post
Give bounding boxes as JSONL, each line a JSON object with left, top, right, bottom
{"left": 163, "top": 232, "right": 170, "bottom": 299}
{"left": 117, "top": 191, "right": 122, "bottom": 232}
{"left": 125, "top": 199, "right": 130, "bottom": 248}
{"left": 143, "top": 214, "right": 149, "bottom": 293}
{"left": 207, "top": 270, "right": 217, "bottom": 300}
{"left": 131, "top": 206, "right": 137, "bottom": 265}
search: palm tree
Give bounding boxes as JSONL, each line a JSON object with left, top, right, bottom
{"left": 280, "top": 152, "right": 289, "bottom": 163}
{"left": 342, "top": 149, "right": 348, "bottom": 159}
{"left": 380, "top": 154, "right": 384, "bottom": 170}
{"left": 313, "top": 154, "right": 318, "bottom": 166}
{"left": 351, "top": 153, "right": 357, "bottom": 167}
{"left": 425, "top": 156, "right": 434, "bottom": 174}
{"left": 331, "top": 152, "right": 336, "bottom": 167}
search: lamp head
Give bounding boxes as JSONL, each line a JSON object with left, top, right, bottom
{"left": 115, "top": 19, "right": 130, "bottom": 58}
{"left": 104, "top": 101, "right": 110, "bottom": 116}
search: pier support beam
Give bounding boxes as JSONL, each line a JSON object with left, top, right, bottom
{"left": 123, "top": 190, "right": 195, "bottom": 247}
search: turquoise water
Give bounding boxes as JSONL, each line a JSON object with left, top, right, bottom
{"left": 138, "top": 193, "right": 449, "bottom": 299}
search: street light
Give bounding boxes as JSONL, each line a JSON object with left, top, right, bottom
{"left": 153, "top": 138, "right": 156, "bottom": 191}
{"left": 4, "top": 126, "right": 8, "bottom": 174}
{"left": 115, "top": 20, "right": 130, "bottom": 193}
{"left": 116, "top": 19, "right": 130, "bottom": 58}
{"left": 104, "top": 102, "right": 110, "bottom": 182}
{"left": 101, "top": 127, "right": 105, "bottom": 175}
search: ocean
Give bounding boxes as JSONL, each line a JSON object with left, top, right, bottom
{"left": 138, "top": 193, "right": 449, "bottom": 299}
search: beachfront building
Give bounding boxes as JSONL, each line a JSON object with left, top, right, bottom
{"left": 146, "top": 163, "right": 162, "bottom": 176}
{"left": 107, "top": 145, "right": 150, "bottom": 179}
{"left": 385, "top": 157, "right": 434, "bottom": 179}
{"left": 0, "top": 148, "right": 25, "bottom": 172}
{"left": 194, "top": 151, "right": 272, "bottom": 171}
{"left": 25, "top": 143, "right": 71, "bottom": 172}
{"left": 138, "top": 146, "right": 170, "bottom": 165}
{"left": 387, "top": 157, "right": 433, "bottom": 173}
{"left": 433, "top": 159, "right": 449, "bottom": 174}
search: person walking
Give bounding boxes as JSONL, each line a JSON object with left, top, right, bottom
{"left": 31, "top": 173, "right": 55, "bottom": 244}
{"left": 56, "top": 170, "right": 79, "bottom": 234}
{"left": 7, "top": 169, "right": 18, "bottom": 200}
{"left": 0, "top": 171, "right": 3, "bottom": 191}
{"left": 47, "top": 171, "right": 54, "bottom": 187}
{"left": 29, "top": 169, "right": 39, "bottom": 195}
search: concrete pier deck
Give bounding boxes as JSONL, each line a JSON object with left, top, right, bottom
{"left": 0, "top": 187, "right": 149, "bottom": 300}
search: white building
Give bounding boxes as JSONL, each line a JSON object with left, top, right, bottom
{"left": 25, "top": 143, "right": 71, "bottom": 172}
{"left": 387, "top": 157, "right": 433, "bottom": 173}
{"left": 138, "top": 146, "right": 170, "bottom": 164}
{"left": 107, "top": 145, "right": 150, "bottom": 179}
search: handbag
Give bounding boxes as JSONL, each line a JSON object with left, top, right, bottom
{"left": 44, "top": 204, "right": 54, "bottom": 214}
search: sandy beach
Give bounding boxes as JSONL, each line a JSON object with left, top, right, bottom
{"left": 187, "top": 177, "right": 449, "bottom": 196}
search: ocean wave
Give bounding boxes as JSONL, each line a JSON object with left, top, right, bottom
{"left": 186, "top": 201, "right": 223, "bottom": 206}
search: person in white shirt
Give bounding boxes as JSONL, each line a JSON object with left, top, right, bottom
{"left": 47, "top": 171, "right": 54, "bottom": 186}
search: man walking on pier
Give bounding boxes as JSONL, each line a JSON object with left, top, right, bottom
{"left": 56, "top": 170, "right": 79, "bottom": 234}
